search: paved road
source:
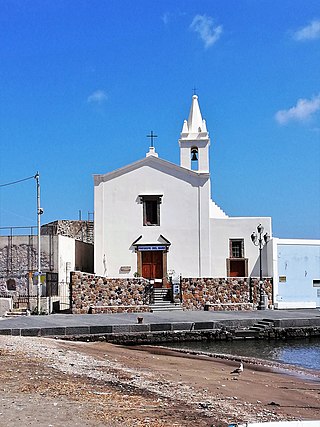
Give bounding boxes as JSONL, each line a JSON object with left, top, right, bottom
{"left": 0, "top": 308, "right": 320, "bottom": 336}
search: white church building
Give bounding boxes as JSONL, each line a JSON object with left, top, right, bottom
{"left": 94, "top": 95, "right": 272, "bottom": 281}
{"left": 93, "top": 95, "right": 320, "bottom": 309}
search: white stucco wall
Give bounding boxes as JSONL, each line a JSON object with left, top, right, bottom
{"left": 210, "top": 217, "right": 272, "bottom": 277}
{"left": 272, "top": 238, "right": 320, "bottom": 309}
{"left": 57, "top": 235, "right": 75, "bottom": 285}
{"left": 94, "top": 159, "right": 211, "bottom": 278}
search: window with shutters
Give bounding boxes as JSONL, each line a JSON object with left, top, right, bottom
{"left": 139, "top": 195, "right": 162, "bottom": 226}
{"left": 227, "top": 239, "right": 248, "bottom": 277}
{"left": 230, "top": 239, "right": 244, "bottom": 258}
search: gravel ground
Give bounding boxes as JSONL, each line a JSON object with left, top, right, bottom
{"left": 0, "top": 336, "right": 319, "bottom": 426}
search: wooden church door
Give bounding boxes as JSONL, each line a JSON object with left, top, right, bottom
{"left": 142, "top": 251, "right": 163, "bottom": 280}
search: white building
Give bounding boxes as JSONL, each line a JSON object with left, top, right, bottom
{"left": 94, "top": 95, "right": 272, "bottom": 282}
{"left": 271, "top": 238, "right": 320, "bottom": 309}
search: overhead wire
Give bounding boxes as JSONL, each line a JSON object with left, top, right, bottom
{"left": 0, "top": 175, "right": 35, "bottom": 188}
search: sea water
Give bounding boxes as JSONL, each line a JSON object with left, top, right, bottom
{"left": 163, "top": 338, "right": 320, "bottom": 371}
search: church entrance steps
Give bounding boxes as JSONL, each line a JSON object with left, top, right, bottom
{"left": 150, "top": 287, "right": 183, "bottom": 311}
{"left": 152, "top": 288, "right": 171, "bottom": 302}
{"left": 149, "top": 302, "right": 183, "bottom": 312}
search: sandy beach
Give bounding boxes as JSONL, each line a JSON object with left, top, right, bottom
{"left": 0, "top": 336, "right": 319, "bottom": 427}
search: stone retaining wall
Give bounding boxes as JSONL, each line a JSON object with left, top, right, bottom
{"left": 60, "top": 326, "right": 320, "bottom": 344}
{"left": 71, "top": 273, "right": 273, "bottom": 313}
{"left": 181, "top": 278, "right": 273, "bottom": 310}
{"left": 71, "top": 272, "right": 151, "bottom": 314}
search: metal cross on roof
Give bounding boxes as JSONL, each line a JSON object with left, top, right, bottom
{"left": 192, "top": 86, "right": 198, "bottom": 96}
{"left": 147, "top": 130, "right": 158, "bottom": 148}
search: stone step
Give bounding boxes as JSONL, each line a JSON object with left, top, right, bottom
{"left": 234, "top": 329, "right": 259, "bottom": 339}
{"left": 150, "top": 304, "right": 183, "bottom": 312}
{"left": 257, "top": 320, "right": 274, "bottom": 326}
{"left": 249, "top": 326, "right": 265, "bottom": 331}
{"left": 152, "top": 299, "right": 176, "bottom": 306}
{"left": 5, "top": 309, "right": 30, "bottom": 317}
{"left": 153, "top": 296, "right": 171, "bottom": 302}
{"left": 249, "top": 320, "right": 274, "bottom": 331}
{"left": 153, "top": 290, "right": 170, "bottom": 295}
{"left": 152, "top": 288, "right": 172, "bottom": 304}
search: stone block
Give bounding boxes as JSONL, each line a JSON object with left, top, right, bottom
{"left": 129, "top": 324, "right": 150, "bottom": 333}
{"left": 0, "top": 298, "right": 12, "bottom": 316}
{"left": 0, "top": 328, "right": 12, "bottom": 335}
{"left": 21, "top": 328, "right": 41, "bottom": 337}
{"left": 194, "top": 322, "right": 215, "bottom": 330}
{"left": 111, "top": 324, "right": 132, "bottom": 333}
{"left": 90, "top": 325, "right": 113, "bottom": 334}
{"left": 150, "top": 323, "right": 171, "bottom": 332}
{"left": 40, "top": 327, "right": 66, "bottom": 336}
{"left": 171, "top": 322, "right": 193, "bottom": 331}
{"left": 65, "top": 326, "right": 90, "bottom": 335}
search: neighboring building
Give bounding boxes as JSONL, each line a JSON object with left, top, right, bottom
{"left": 0, "top": 220, "right": 93, "bottom": 311}
{"left": 271, "top": 239, "right": 320, "bottom": 309}
{"left": 94, "top": 95, "right": 272, "bottom": 282}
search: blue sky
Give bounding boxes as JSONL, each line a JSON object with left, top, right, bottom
{"left": 0, "top": 0, "right": 319, "bottom": 239}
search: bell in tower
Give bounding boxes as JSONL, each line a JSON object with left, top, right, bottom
{"left": 179, "top": 95, "right": 210, "bottom": 173}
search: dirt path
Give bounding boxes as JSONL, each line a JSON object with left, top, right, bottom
{"left": 0, "top": 336, "right": 319, "bottom": 426}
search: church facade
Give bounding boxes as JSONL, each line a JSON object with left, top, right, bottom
{"left": 94, "top": 95, "right": 272, "bottom": 282}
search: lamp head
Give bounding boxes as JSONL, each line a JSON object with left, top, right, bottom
{"left": 251, "top": 232, "right": 257, "bottom": 243}
{"left": 257, "top": 224, "right": 264, "bottom": 234}
{"left": 263, "top": 233, "right": 270, "bottom": 243}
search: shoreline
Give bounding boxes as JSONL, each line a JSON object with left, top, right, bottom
{"left": 1, "top": 335, "right": 320, "bottom": 426}
{"left": 141, "top": 344, "right": 320, "bottom": 382}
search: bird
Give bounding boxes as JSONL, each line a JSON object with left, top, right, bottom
{"left": 230, "top": 362, "right": 243, "bottom": 375}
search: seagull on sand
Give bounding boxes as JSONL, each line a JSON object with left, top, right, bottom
{"left": 231, "top": 362, "right": 243, "bottom": 375}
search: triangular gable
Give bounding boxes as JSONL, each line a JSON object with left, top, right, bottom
{"left": 94, "top": 155, "right": 209, "bottom": 186}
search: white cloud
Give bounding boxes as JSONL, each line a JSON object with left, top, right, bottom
{"left": 275, "top": 94, "right": 320, "bottom": 125}
{"left": 293, "top": 19, "right": 320, "bottom": 41}
{"left": 190, "top": 14, "right": 222, "bottom": 48}
{"left": 161, "top": 12, "right": 170, "bottom": 25}
{"left": 87, "top": 90, "right": 108, "bottom": 104}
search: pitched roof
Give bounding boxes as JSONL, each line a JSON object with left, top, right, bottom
{"left": 93, "top": 153, "right": 209, "bottom": 186}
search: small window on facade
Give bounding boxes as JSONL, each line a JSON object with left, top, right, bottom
{"left": 191, "top": 147, "right": 198, "bottom": 170}
{"left": 230, "top": 239, "right": 244, "bottom": 258}
{"left": 6, "top": 278, "right": 16, "bottom": 291}
{"left": 313, "top": 279, "right": 320, "bottom": 287}
{"left": 139, "top": 195, "right": 162, "bottom": 226}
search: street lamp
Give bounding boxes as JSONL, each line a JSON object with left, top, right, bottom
{"left": 251, "top": 224, "right": 270, "bottom": 310}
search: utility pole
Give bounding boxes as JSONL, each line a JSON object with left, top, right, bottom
{"left": 35, "top": 172, "right": 43, "bottom": 313}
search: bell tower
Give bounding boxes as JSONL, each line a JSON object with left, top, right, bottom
{"left": 179, "top": 95, "right": 210, "bottom": 173}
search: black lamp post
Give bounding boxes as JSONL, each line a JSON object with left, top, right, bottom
{"left": 251, "top": 224, "right": 270, "bottom": 310}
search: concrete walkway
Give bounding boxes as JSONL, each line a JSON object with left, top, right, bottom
{"left": 0, "top": 309, "right": 320, "bottom": 337}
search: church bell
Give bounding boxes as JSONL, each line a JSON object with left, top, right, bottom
{"left": 191, "top": 149, "right": 198, "bottom": 161}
